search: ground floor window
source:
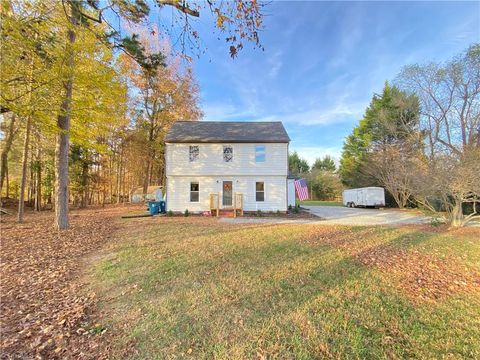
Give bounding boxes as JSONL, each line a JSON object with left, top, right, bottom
{"left": 256, "top": 181, "right": 264, "bottom": 202}
{"left": 190, "top": 182, "right": 199, "bottom": 202}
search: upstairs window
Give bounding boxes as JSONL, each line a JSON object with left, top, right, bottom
{"left": 256, "top": 182, "right": 265, "bottom": 202}
{"left": 189, "top": 145, "right": 199, "bottom": 162}
{"left": 223, "top": 145, "right": 233, "bottom": 162}
{"left": 255, "top": 145, "right": 265, "bottom": 162}
{"left": 190, "top": 182, "right": 199, "bottom": 202}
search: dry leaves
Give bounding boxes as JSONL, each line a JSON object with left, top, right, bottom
{"left": 0, "top": 205, "right": 134, "bottom": 359}
{"left": 302, "top": 225, "right": 480, "bottom": 302}
{"left": 357, "top": 245, "right": 480, "bottom": 302}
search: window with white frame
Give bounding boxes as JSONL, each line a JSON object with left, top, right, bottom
{"left": 255, "top": 182, "right": 265, "bottom": 202}
{"left": 189, "top": 145, "right": 199, "bottom": 162}
{"left": 223, "top": 145, "right": 233, "bottom": 162}
{"left": 190, "top": 182, "right": 199, "bottom": 202}
{"left": 255, "top": 145, "right": 265, "bottom": 162}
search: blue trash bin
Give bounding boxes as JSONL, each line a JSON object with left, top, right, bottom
{"left": 159, "top": 201, "right": 166, "bottom": 213}
{"left": 148, "top": 201, "right": 160, "bottom": 215}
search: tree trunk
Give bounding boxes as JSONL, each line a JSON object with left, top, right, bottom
{"left": 5, "top": 165, "right": 9, "bottom": 198}
{"left": 122, "top": 164, "right": 127, "bottom": 204}
{"left": 142, "top": 157, "right": 151, "bottom": 196}
{"left": 109, "top": 154, "right": 113, "bottom": 203}
{"left": 29, "top": 153, "right": 35, "bottom": 206}
{"left": 17, "top": 29, "right": 37, "bottom": 220}
{"left": 17, "top": 115, "right": 32, "bottom": 223}
{"left": 55, "top": 90, "right": 73, "bottom": 228}
{"left": 158, "top": 165, "right": 165, "bottom": 188}
{"left": 55, "top": 21, "right": 77, "bottom": 230}
{"left": 396, "top": 193, "right": 405, "bottom": 209}
{"left": 116, "top": 149, "right": 122, "bottom": 204}
{"left": 143, "top": 123, "right": 156, "bottom": 196}
{"left": 0, "top": 114, "right": 17, "bottom": 198}
{"left": 50, "top": 150, "right": 55, "bottom": 210}
{"left": 450, "top": 199, "right": 464, "bottom": 227}
{"left": 34, "top": 137, "right": 42, "bottom": 211}
{"left": 102, "top": 183, "right": 106, "bottom": 207}
{"left": 80, "top": 158, "right": 89, "bottom": 208}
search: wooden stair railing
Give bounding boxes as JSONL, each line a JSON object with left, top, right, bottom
{"left": 210, "top": 192, "right": 243, "bottom": 217}
{"left": 233, "top": 192, "right": 244, "bottom": 218}
{"left": 209, "top": 192, "right": 220, "bottom": 217}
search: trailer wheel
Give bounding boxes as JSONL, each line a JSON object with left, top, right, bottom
{"left": 350, "top": 202, "right": 356, "bottom": 208}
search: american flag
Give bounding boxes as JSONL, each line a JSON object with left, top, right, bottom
{"left": 294, "top": 178, "right": 309, "bottom": 201}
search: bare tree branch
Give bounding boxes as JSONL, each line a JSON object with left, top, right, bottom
{"left": 156, "top": 0, "right": 200, "bottom": 17}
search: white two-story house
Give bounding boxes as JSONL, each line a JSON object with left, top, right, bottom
{"left": 165, "top": 121, "right": 291, "bottom": 213}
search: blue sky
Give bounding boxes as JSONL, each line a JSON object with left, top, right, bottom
{"left": 167, "top": 1, "right": 479, "bottom": 165}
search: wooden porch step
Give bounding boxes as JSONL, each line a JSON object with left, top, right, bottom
{"left": 210, "top": 192, "right": 243, "bottom": 218}
{"left": 218, "top": 209, "right": 235, "bottom": 217}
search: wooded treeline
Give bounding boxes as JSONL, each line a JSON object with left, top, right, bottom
{"left": 289, "top": 45, "right": 479, "bottom": 227}
{"left": 0, "top": 1, "right": 201, "bottom": 218}
{"left": 1, "top": 0, "right": 265, "bottom": 229}
{"left": 339, "top": 45, "right": 480, "bottom": 227}
{"left": 288, "top": 152, "right": 343, "bottom": 201}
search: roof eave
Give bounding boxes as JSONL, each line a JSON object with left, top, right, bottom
{"left": 165, "top": 139, "right": 290, "bottom": 143}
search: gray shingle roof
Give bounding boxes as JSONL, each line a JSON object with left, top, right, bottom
{"left": 165, "top": 121, "right": 290, "bottom": 143}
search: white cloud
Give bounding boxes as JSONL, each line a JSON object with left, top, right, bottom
{"left": 248, "top": 100, "right": 365, "bottom": 126}
{"left": 202, "top": 98, "right": 365, "bottom": 127}
{"left": 283, "top": 102, "right": 364, "bottom": 126}
{"left": 202, "top": 101, "right": 258, "bottom": 121}
{"left": 267, "top": 50, "right": 284, "bottom": 78}
{"left": 202, "top": 103, "right": 236, "bottom": 120}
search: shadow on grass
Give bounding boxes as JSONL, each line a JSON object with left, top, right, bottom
{"left": 96, "top": 225, "right": 450, "bottom": 358}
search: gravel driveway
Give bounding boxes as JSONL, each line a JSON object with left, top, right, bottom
{"left": 220, "top": 206, "right": 431, "bottom": 226}
{"left": 302, "top": 205, "right": 429, "bottom": 226}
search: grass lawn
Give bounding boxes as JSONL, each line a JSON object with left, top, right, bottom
{"left": 90, "top": 218, "right": 480, "bottom": 359}
{"left": 299, "top": 200, "right": 343, "bottom": 207}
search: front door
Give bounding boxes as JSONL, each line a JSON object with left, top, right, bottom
{"left": 222, "top": 181, "right": 233, "bottom": 207}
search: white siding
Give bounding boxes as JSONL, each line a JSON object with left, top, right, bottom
{"left": 166, "top": 175, "right": 287, "bottom": 212}
{"left": 287, "top": 179, "right": 296, "bottom": 207}
{"left": 166, "top": 143, "right": 288, "bottom": 176}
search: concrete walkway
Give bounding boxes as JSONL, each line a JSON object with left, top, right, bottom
{"left": 219, "top": 217, "right": 318, "bottom": 225}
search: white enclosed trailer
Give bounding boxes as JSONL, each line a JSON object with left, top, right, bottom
{"left": 342, "top": 187, "right": 385, "bottom": 208}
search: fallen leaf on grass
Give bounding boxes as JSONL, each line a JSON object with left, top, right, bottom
{"left": 357, "top": 245, "right": 480, "bottom": 302}
{"left": 1, "top": 205, "right": 138, "bottom": 359}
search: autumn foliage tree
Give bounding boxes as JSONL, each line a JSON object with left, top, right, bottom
{"left": 398, "top": 44, "right": 480, "bottom": 226}
{"left": 339, "top": 82, "right": 421, "bottom": 207}
{"left": 1, "top": 0, "right": 266, "bottom": 229}
{"left": 1, "top": 1, "right": 129, "bottom": 224}
{"left": 120, "top": 35, "right": 202, "bottom": 193}
{"left": 338, "top": 45, "right": 479, "bottom": 226}
{"left": 52, "top": 0, "right": 265, "bottom": 229}
{"left": 363, "top": 140, "right": 423, "bottom": 209}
